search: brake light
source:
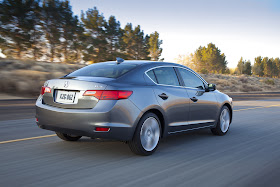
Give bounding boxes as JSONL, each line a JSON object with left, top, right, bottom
{"left": 83, "top": 90, "right": 133, "bottom": 100}
{"left": 40, "top": 86, "right": 51, "bottom": 95}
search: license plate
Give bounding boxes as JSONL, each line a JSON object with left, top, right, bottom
{"left": 56, "top": 90, "right": 78, "bottom": 104}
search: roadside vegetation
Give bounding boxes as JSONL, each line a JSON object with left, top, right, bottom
{"left": 0, "top": 59, "right": 83, "bottom": 96}
{"left": 176, "top": 44, "right": 280, "bottom": 78}
{"left": 1, "top": 59, "right": 280, "bottom": 97}
{"left": 175, "top": 44, "right": 280, "bottom": 93}
{"left": 202, "top": 74, "right": 280, "bottom": 93}
{"left": 0, "top": 1, "right": 279, "bottom": 97}
{"left": 0, "top": 0, "right": 163, "bottom": 63}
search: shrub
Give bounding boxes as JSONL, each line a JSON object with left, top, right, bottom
{"left": 240, "top": 84, "right": 262, "bottom": 92}
{"left": 31, "top": 65, "right": 46, "bottom": 72}
{"left": 200, "top": 68, "right": 208, "bottom": 74}
{"left": 263, "top": 79, "right": 275, "bottom": 85}
{"left": 239, "top": 75, "right": 248, "bottom": 83}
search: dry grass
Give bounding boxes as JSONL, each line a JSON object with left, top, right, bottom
{"left": 0, "top": 59, "right": 84, "bottom": 96}
{"left": 201, "top": 74, "right": 280, "bottom": 93}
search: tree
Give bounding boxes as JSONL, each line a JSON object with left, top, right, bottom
{"left": 60, "top": 0, "right": 84, "bottom": 62}
{"left": 105, "top": 16, "right": 123, "bottom": 60}
{"left": 235, "top": 57, "right": 251, "bottom": 75}
{"left": 244, "top": 60, "right": 252, "bottom": 75}
{"left": 252, "top": 56, "right": 264, "bottom": 76}
{"left": 144, "top": 34, "right": 151, "bottom": 60}
{"left": 69, "top": 16, "right": 85, "bottom": 62}
{"left": 274, "top": 58, "right": 280, "bottom": 77}
{"left": 133, "top": 25, "right": 148, "bottom": 60}
{"left": 122, "top": 23, "right": 134, "bottom": 59}
{"left": 175, "top": 54, "right": 196, "bottom": 70}
{"left": 0, "top": 34, "right": 8, "bottom": 57}
{"left": 0, "top": 4, "right": 164, "bottom": 63}
{"left": 60, "top": 0, "right": 74, "bottom": 62}
{"left": 122, "top": 23, "right": 152, "bottom": 60}
{"left": 28, "top": 0, "right": 44, "bottom": 60}
{"left": 81, "top": 7, "right": 108, "bottom": 63}
{"left": 193, "top": 43, "right": 227, "bottom": 73}
{"left": 41, "top": 0, "right": 63, "bottom": 62}
{"left": 0, "top": 0, "right": 40, "bottom": 58}
{"left": 237, "top": 57, "right": 245, "bottom": 74}
{"left": 263, "top": 57, "right": 273, "bottom": 77}
{"left": 148, "top": 31, "right": 162, "bottom": 61}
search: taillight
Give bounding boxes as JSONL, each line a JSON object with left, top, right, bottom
{"left": 83, "top": 90, "right": 133, "bottom": 100}
{"left": 83, "top": 90, "right": 103, "bottom": 99}
{"left": 40, "top": 86, "right": 51, "bottom": 95}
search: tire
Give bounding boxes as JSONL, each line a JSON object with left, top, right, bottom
{"left": 128, "top": 113, "right": 161, "bottom": 156}
{"left": 56, "top": 132, "right": 82, "bottom": 141}
{"left": 211, "top": 105, "right": 231, "bottom": 136}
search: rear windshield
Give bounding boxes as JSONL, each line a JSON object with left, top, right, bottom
{"left": 67, "top": 62, "right": 138, "bottom": 78}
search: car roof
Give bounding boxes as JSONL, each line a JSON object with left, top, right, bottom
{"left": 104, "top": 60, "right": 187, "bottom": 68}
{"left": 103, "top": 60, "right": 208, "bottom": 85}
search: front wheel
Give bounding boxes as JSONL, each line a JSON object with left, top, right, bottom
{"left": 211, "top": 106, "right": 231, "bottom": 136}
{"left": 56, "top": 132, "right": 82, "bottom": 141}
{"left": 128, "top": 113, "right": 161, "bottom": 156}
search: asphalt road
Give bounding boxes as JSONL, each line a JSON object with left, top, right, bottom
{"left": 1, "top": 99, "right": 280, "bottom": 186}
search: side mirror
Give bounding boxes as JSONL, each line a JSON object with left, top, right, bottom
{"left": 206, "top": 83, "right": 216, "bottom": 92}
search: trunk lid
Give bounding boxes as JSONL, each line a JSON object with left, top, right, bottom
{"left": 42, "top": 77, "right": 112, "bottom": 109}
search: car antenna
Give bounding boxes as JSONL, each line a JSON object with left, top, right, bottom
{"left": 116, "top": 57, "right": 124, "bottom": 64}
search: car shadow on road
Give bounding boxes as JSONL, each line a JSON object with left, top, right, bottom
{"left": 44, "top": 128, "right": 220, "bottom": 157}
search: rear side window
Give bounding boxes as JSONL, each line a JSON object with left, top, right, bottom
{"left": 146, "top": 70, "right": 157, "bottom": 83}
{"left": 67, "top": 63, "right": 138, "bottom": 78}
{"left": 148, "top": 67, "right": 180, "bottom": 86}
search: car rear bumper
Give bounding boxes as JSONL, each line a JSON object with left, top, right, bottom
{"left": 35, "top": 96, "right": 142, "bottom": 141}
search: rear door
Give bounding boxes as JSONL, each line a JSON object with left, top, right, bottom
{"left": 176, "top": 67, "right": 219, "bottom": 128}
{"left": 146, "top": 67, "right": 191, "bottom": 132}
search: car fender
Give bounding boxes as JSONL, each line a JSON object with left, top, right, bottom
{"left": 214, "top": 91, "right": 233, "bottom": 126}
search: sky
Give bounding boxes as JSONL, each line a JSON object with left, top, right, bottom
{"left": 69, "top": 0, "right": 280, "bottom": 68}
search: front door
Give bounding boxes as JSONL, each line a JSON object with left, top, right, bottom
{"left": 176, "top": 67, "right": 219, "bottom": 129}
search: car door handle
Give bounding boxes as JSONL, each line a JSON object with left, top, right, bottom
{"left": 190, "top": 97, "right": 198, "bottom": 102}
{"left": 158, "top": 93, "right": 169, "bottom": 100}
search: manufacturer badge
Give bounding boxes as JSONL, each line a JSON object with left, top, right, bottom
{"left": 64, "top": 81, "right": 69, "bottom": 88}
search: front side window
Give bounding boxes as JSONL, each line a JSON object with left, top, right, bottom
{"left": 178, "top": 68, "right": 205, "bottom": 89}
{"left": 151, "top": 67, "right": 180, "bottom": 86}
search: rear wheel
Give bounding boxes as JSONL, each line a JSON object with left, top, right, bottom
{"left": 128, "top": 113, "right": 161, "bottom": 156}
{"left": 56, "top": 132, "right": 82, "bottom": 141}
{"left": 211, "top": 106, "right": 231, "bottom": 136}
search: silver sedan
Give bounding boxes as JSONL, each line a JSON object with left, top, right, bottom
{"left": 36, "top": 59, "right": 233, "bottom": 155}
